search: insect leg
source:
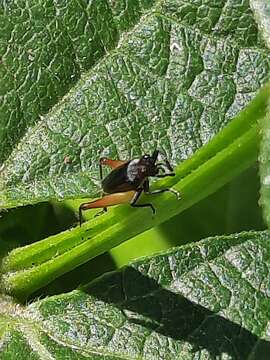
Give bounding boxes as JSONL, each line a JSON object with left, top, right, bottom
{"left": 98, "top": 162, "right": 106, "bottom": 213}
{"left": 156, "top": 162, "right": 173, "bottom": 172}
{"left": 130, "top": 187, "right": 155, "bottom": 214}
{"left": 151, "top": 150, "right": 159, "bottom": 162}
{"left": 99, "top": 160, "right": 104, "bottom": 181}
{"left": 163, "top": 159, "right": 174, "bottom": 172}
{"left": 79, "top": 191, "right": 135, "bottom": 225}
{"left": 156, "top": 173, "right": 175, "bottom": 177}
{"left": 143, "top": 179, "right": 180, "bottom": 199}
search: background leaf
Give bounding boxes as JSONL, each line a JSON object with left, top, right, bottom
{"left": 1, "top": 2, "right": 270, "bottom": 357}
{"left": 251, "top": 0, "right": 270, "bottom": 49}
{"left": 1, "top": 0, "right": 270, "bottom": 208}
{"left": 1, "top": 231, "right": 270, "bottom": 359}
{"left": 259, "top": 99, "right": 270, "bottom": 226}
{"left": 0, "top": 0, "right": 121, "bottom": 162}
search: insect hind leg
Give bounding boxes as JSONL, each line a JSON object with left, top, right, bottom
{"left": 79, "top": 191, "right": 135, "bottom": 225}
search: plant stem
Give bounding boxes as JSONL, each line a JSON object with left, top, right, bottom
{"left": 2, "top": 84, "right": 270, "bottom": 299}
{"left": 1, "top": 123, "right": 261, "bottom": 299}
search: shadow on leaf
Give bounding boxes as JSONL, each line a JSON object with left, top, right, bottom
{"left": 84, "top": 267, "right": 270, "bottom": 359}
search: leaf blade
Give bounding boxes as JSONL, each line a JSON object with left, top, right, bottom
{"left": 1, "top": 0, "right": 270, "bottom": 207}
{"left": 1, "top": 231, "right": 270, "bottom": 359}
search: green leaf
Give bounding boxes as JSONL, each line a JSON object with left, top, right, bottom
{"left": 259, "top": 99, "right": 270, "bottom": 226}
{"left": 1, "top": 231, "right": 270, "bottom": 359}
{"left": 1, "top": 0, "right": 270, "bottom": 208}
{"left": 251, "top": 0, "right": 270, "bottom": 49}
{"left": 0, "top": 0, "right": 119, "bottom": 163}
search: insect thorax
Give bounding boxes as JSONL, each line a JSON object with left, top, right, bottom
{"left": 126, "top": 159, "right": 141, "bottom": 182}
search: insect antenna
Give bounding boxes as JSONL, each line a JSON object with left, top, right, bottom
{"left": 151, "top": 150, "right": 159, "bottom": 163}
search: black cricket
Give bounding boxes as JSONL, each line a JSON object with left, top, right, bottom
{"left": 79, "top": 150, "right": 179, "bottom": 225}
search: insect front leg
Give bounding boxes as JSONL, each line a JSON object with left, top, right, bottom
{"left": 155, "top": 155, "right": 175, "bottom": 176}
{"left": 156, "top": 170, "right": 175, "bottom": 177}
{"left": 163, "top": 159, "right": 174, "bottom": 172}
{"left": 130, "top": 188, "right": 155, "bottom": 214}
{"left": 143, "top": 179, "right": 180, "bottom": 200}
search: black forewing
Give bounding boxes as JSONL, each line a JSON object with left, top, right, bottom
{"left": 102, "top": 162, "right": 138, "bottom": 193}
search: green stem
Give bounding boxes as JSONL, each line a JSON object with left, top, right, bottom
{"left": 1, "top": 83, "right": 270, "bottom": 300}
{"left": 1, "top": 123, "right": 260, "bottom": 299}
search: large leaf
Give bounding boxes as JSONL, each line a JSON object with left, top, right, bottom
{"left": 258, "top": 0, "right": 270, "bottom": 225}
{"left": 251, "top": 0, "right": 270, "bottom": 48}
{"left": 259, "top": 101, "right": 270, "bottom": 227}
{"left": 1, "top": 0, "right": 270, "bottom": 208}
{"left": 1, "top": 231, "right": 270, "bottom": 359}
{"left": 0, "top": 0, "right": 122, "bottom": 163}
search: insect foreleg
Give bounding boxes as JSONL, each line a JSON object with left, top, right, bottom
{"left": 130, "top": 187, "right": 155, "bottom": 214}
{"left": 143, "top": 180, "right": 180, "bottom": 199}
{"left": 156, "top": 173, "right": 175, "bottom": 178}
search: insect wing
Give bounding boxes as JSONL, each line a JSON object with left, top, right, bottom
{"left": 101, "top": 162, "right": 135, "bottom": 193}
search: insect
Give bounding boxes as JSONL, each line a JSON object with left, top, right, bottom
{"left": 79, "top": 150, "right": 179, "bottom": 225}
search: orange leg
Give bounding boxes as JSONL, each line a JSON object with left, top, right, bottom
{"left": 79, "top": 191, "right": 135, "bottom": 225}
